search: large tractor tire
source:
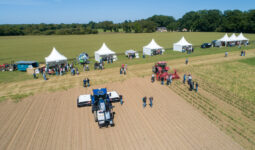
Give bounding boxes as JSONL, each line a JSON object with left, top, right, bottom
{"left": 94, "top": 111, "right": 98, "bottom": 122}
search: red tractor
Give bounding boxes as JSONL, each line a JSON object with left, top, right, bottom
{"left": 152, "top": 61, "right": 180, "bottom": 80}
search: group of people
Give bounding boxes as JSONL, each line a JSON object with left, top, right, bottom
{"left": 183, "top": 74, "right": 198, "bottom": 92}
{"left": 107, "top": 56, "right": 114, "bottom": 64}
{"left": 142, "top": 96, "right": 153, "bottom": 108}
{"left": 94, "top": 62, "right": 104, "bottom": 70}
{"left": 71, "top": 67, "right": 79, "bottom": 76}
{"left": 83, "top": 64, "right": 90, "bottom": 71}
{"left": 241, "top": 50, "right": 246, "bottom": 56}
{"left": 83, "top": 78, "right": 90, "bottom": 87}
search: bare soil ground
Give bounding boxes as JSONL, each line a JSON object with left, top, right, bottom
{"left": 0, "top": 77, "right": 243, "bottom": 150}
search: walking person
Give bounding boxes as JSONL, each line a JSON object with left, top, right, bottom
{"left": 43, "top": 71, "right": 47, "bottom": 80}
{"left": 149, "top": 97, "right": 153, "bottom": 107}
{"left": 166, "top": 77, "right": 170, "bottom": 85}
{"left": 185, "top": 58, "right": 189, "bottom": 65}
{"left": 120, "top": 68, "right": 122, "bottom": 74}
{"left": 195, "top": 82, "right": 199, "bottom": 92}
{"left": 143, "top": 96, "right": 147, "bottom": 108}
{"left": 225, "top": 52, "right": 228, "bottom": 57}
{"left": 183, "top": 74, "right": 186, "bottom": 84}
{"left": 244, "top": 50, "right": 246, "bottom": 56}
{"left": 124, "top": 68, "right": 126, "bottom": 75}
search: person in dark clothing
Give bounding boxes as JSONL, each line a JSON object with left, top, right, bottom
{"left": 189, "top": 82, "right": 193, "bottom": 91}
{"left": 149, "top": 97, "right": 153, "bottom": 107}
{"left": 151, "top": 74, "right": 155, "bottom": 83}
{"left": 33, "top": 71, "right": 37, "bottom": 79}
{"left": 161, "top": 77, "right": 164, "bottom": 85}
{"left": 87, "top": 78, "right": 90, "bottom": 87}
{"left": 120, "top": 68, "right": 122, "bottom": 74}
{"left": 143, "top": 96, "right": 147, "bottom": 108}
{"left": 120, "top": 95, "right": 123, "bottom": 105}
{"left": 195, "top": 82, "right": 199, "bottom": 92}
{"left": 244, "top": 50, "right": 246, "bottom": 56}
{"left": 166, "top": 77, "right": 170, "bottom": 85}
{"left": 83, "top": 78, "right": 87, "bottom": 87}
{"left": 185, "top": 58, "right": 189, "bottom": 65}
{"left": 183, "top": 74, "right": 186, "bottom": 84}
{"left": 241, "top": 50, "right": 243, "bottom": 56}
{"left": 124, "top": 69, "right": 126, "bottom": 75}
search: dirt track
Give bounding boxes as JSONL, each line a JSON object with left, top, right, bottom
{"left": 0, "top": 77, "right": 243, "bottom": 150}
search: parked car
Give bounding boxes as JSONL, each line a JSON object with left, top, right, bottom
{"left": 212, "top": 40, "right": 221, "bottom": 47}
{"left": 201, "top": 43, "right": 212, "bottom": 48}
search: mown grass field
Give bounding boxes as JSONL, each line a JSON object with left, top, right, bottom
{"left": 1, "top": 32, "right": 255, "bottom": 83}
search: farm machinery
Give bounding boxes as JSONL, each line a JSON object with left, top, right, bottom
{"left": 152, "top": 61, "right": 180, "bottom": 80}
{"left": 77, "top": 52, "right": 89, "bottom": 64}
{"left": 77, "top": 88, "right": 123, "bottom": 128}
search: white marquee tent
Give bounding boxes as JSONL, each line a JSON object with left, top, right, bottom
{"left": 218, "top": 33, "right": 231, "bottom": 42}
{"left": 94, "top": 43, "right": 117, "bottom": 62}
{"left": 173, "top": 36, "right": 192, "bottom": 52}
{"left": 45, "top": 47, "right": 67, "bottom": 66}
{"left": 143, "top": 39, "right": 165, "bottom": 55}
{"left": 229, "top": 33, "right": 238, "bottom": 42}
{"left": 236, "top": 33, "right": 249, "bottom": 44}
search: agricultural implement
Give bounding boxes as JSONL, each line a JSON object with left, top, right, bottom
{"left": 77, "top": 88, "right": 123, "bottom": 128}
{"left": 152, "top": 61, "right": 180, "bottom": 80}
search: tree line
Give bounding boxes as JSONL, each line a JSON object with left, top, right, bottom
{"left": 0, "top": 9, "right": 255, "bottom": 36}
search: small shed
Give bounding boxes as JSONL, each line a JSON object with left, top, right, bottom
{"left": 16, "top": 61, "right": 39, "bottom": 71}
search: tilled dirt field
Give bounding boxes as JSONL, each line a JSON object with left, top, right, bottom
{"left": 0, "top": 77, "right": 244, "bottom": 150}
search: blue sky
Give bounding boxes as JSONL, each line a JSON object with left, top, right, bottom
{"left": 0, "top": 0, "right": 254, "bottom": 24}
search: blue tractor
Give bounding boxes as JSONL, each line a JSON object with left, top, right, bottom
{"left": 91, "top": 88, "right": 115, "bottom": 128}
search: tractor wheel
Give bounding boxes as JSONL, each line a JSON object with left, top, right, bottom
{"left": 94, "top": 111, "right": 98, "bottom": 122}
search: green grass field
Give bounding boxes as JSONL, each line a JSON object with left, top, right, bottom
{"left": 1, "top": 32, "right": 255, "bottom": 63}
{"left": 239, "top": 57, "right": 255, "bottom": 66}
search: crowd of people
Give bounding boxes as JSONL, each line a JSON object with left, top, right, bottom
{"left": 183, "top": 74, "right": 198, "bottom": 92}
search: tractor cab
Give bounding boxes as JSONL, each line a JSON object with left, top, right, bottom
{"left": 154, "top": 61, "right": 169, "bottom": 73}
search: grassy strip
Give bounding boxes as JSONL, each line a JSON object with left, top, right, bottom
{"left": 239, "top": 57, "right": 255, "bottom": 66}
{"left": 9, "top": 92, "right": 34, "bottom": 103}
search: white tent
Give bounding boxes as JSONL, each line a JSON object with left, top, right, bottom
{"left": 45, "top": 47, "right": 67, "bottom": 66}
{"left": 173, "top": 36, "right": 192, "bottom": 52}
{"left": 229, "top": 33, "right": 238, "bottom": 42}
{"left": 94, "top": 43, "right": 116, "bottom": 62}
{"left": 218, "top": 33, "right": 231, "bottom": 42}
{"left": 236, "top": 33, "right": 249, "bottom": 44}
{"left": 143, "top": 39, "right": 165, "bottom": 55}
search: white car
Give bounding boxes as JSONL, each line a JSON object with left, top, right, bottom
{"left": 107, "top": 91, "right": 122, "bottom": 102}
{"left": 77, "top": 94, "right": 91, "bottom": 107}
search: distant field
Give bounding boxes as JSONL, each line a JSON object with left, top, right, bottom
{"left": 0, "top": 32, "right": 255, "bottom": 64}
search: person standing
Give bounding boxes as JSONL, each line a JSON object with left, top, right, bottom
{"left": 166, "top": 77, "right": 170, "bottom": 85}
{"left": 151, "top": 74, "right": 155, "bottom": 83}
{"left": 43, "top": 72, "right": 47, "bottom": 80}
{"left": 149, "top": 97, "right": 153, "bottom": 107}
{"left": 143, "top": 96, "right": 147, "bottom": 108}
{"left": 185, "top": 58, "right": 189, "bottom": 65}
{"left": 87, "top": 78, "right": 90, "bottom": 87}
{"left": 195, "top": 82, "right": 199, "bottom": 92}
{"left": 120, "top": 68, "right": 122, "bottom": 74}
{"left": 244, "top": 50, "right": 246, "bottom": 56}
{"left": 192, "top": 81, "right": 195, "bottom": 91}
{"left": 120, "top": 95, "right": 123, "bottom": 105}
{"left": 169, "top": 75, "right": 172, "bottom": 85}
{"left": 83, "top": 78, "right": 87, "bottom": 87}
{"left": 161, "top": 77, "right": 164, "bottom": 85}
{"left": 124, "top": 68, "right": 126, "bottom": 75}
{"left": 225, "top": 52, "right": 228, "bottom": 57}
{"left": 183, "top": 74, "right": 186, "bottom": 84}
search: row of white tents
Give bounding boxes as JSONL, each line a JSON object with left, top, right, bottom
{"left": 218, "top": 33, "right": 249, "bottom": 45}
{"left": 44, "top": 33, "right": 249, "bottom": 66}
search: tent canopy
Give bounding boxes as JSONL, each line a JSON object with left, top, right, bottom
{"left": 94, "top": 43, "right": 116, "bottom": 62}
{"left": 95, "top": 43, "right": 115, "bottom": 55}
{"left": 125, "top": 50, "right": 136, "bottom": 54}
{"left": 218, "top": 33, "right": 231, "bottom": 42}
{"left": 143, "top": 39, "right": 163, "bottom": 49}
{"left": 236, "top": 33, "right": 249, "bottom": 41}
{"left": 174, "top": 36, "right": 192, "bottom": 46}
{"left": 45, "top": 47, "right": 67, "bottom": 64}
{"left": 229, "top": 33, "right": 238, "bottom": 41}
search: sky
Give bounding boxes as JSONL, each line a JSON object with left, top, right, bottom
{"left": 0, "top": 0, "right": 254, "bottom": 24}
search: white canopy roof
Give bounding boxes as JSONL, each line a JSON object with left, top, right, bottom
{"left": 218, "top": 33, "right": 231, "bottom": 42}
{"left": 45, "top": 47, "right": 67, "bottom": 63}
{"left": 236, "top": 33, "right": 249, "bottom": 41}
{"left": 125, "top": 50, "right": 136, "bottom": 54}
{"left": 143, "top": 39, "right": 163, "bottom": 49}
{"left": 174, "top": 36, "right": 192, "bottom": 46}
{"left": 95, "top": 43, "right": 115, "bottom": 55}
{"left": 229, "top": 33, "right": 238, "bottom": 41}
